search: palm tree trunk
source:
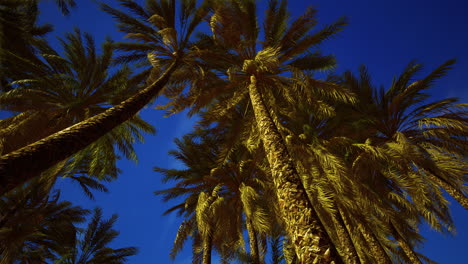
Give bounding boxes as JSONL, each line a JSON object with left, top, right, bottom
{"left": 246, "top": 218, "right": 260, "bottom": 264}
{"left": 202, "top": 235, "right": 212, "bottom": 264}
{"left": 0, "top": 60, "right": 179, "bottom": 194}
{"left": 357, "top": 221, "right": 391, "bottom": 264}
{"left": 248, "top": 75, "right": 335, "bottom": 264}
{"left": 429, "top": 174, "right": 468, "bottom": 210}
{"left": 0, "top": 111, "right": 67, "bottom": 155}
{"left": 390, "top": 223, "right": 422, "bottom": 264}
{"left": 331, "top": 207, "right": 360, "bottom": 264}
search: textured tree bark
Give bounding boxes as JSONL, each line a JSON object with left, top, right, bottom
{"left": 0, "top": 61, "right": 179, "bottom": 194}
{"left": 331, "top": 207, "right": 360, "bottom": 264}
{"left": 429, "top": 174, "right": 468, "bottom": 210}
{"left": 357, "top": 222, "right": 391, "bottom": 264}
{"left": 390, "top": 223, "right": 422, "bottom": 264}
{"left": 202, "top": 235, "right": 212, "bottom": 264}
{"left": 248, "top": 75, "right": 335, "bottom": 264}
{"left": 246, "top": 218, "right": 260, "bottom": 264}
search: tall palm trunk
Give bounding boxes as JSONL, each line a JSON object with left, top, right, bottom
{"left": 202, "top": 235, "right": 212, "bottom": 264}
{"left": 428, "top": 174, "right": 468, "bottom": 210}
{"left": 248, "top": 75, "right": 334, "bottom": 264}
{"left": 246, "top": 218, "right": 260, "bottom": 264}
{"left": 0, "top": 61, "right": 179, "bottom": 194}
{"left": 331, "top": 206, "right": 360, "bottom": 264}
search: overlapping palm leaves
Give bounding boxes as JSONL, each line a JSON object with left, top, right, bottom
{"left": 156, "top": 131, "right": 227, "bottom": 259}
{"left": 0, "top": 178, "right": 88, "bottom": 264}
{"left": 370, "top": 60, "right": 468, "bottom": 210}
{"left": 282, "top": 60, "right": 467, "bottom": 263}
{"left": 1, "top": 1, "right": 466, "bottom": 263}
{"left": 155, "top": 128, "right": 279, "bottom": 264}
{"left": 52, "top": 208, "right": 138, "bottom": 264}
{"left": 0, "top": 0, "right": 76, "bottom": 90}
{"left": 155, "top": 131, "right": 241, "bottom": 264}
{"left": 0, "top": 0, "right": 210, "bottom": 187}
{"left": 0, "top": 29, "right": 155, "bottom": 196}
{"left": 100, "top": 0, "right": 209, "bottom": 77}
{"left": 0, "top": 0, "right": 53, "bottom": 89}
{"left": 156, "top": 0, "right": 354, "bottom": 262}
{"left": 0, "top": 180, "right": 136, "bottom": 264}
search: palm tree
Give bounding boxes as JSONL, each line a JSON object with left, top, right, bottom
{"left": 206, "top": 145, "right": 277, "bottom": 264}
{"left": 157, "top": 1, "right": 353, "bottom": 262}
{"left": 337, "top": 60, "right": 467, "bottom": 211}
{"left": 156, "top": 124, "right": 291, "bottom": 264}
{"left": 54, "top": 208, "right": 138, "bottom": 264}
{"left": 348, "top": 61, "right": 466, "bottom": 262}
{"left": 283, "top": 60, "right": 466, "bottom": 263}
{"left": 330, "top": 61, "right": 467, "bottom": 209}
{"left": 0, "top": 178, "right": 88, "bottom": 264}
{"left": 0, "top": 0, "right": 209, "bottom": 191}
{"left": 0, "top": 29, "right": 156, "bottom": 195}
{"left": 282, "top": 105, "right": 364, "bottom": 264}
{"left": 155, "top": 129, "right": 252, "bottom": 263}
{"left": 371, "top": 61, "right": 468, "bottom": 210}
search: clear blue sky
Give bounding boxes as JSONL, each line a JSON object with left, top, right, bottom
{"left": 38, "top": 0, "right": 468, "bottom": 263}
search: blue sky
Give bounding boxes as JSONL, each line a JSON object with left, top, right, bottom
{"left": 37, "top": 0, "right": 468, "bottom": 263}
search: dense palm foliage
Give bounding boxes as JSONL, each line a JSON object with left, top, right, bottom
{"left": 156, "top": 61, "right": 467, "bottom": 263}
{"left": 0, "top": 0, "right": 210, "bottom": 186}
{"left": 0, "top": 0, "right": 76, "bottom": 89}
{"left": 0, "top": 189, "right": 137, "bottom": 264}
{"left": 0, "top": 29, "right": 155, "bottom": 196}
{"left": 53, "top": 208, "right": 138, "bottom": 264}
{"left": 157, "top": 1, "right": 354, "bottom": 262}
{"left": 0, "top": 0, "right": 52, "bottom": 89}
{"left": 0, "top": 0, "right": 466, "bottom": 263}
{"left": 281, "top": 61, "right": 467, "bottom": 263}
{"left": 0, "top": 179, "right": 87, "bottom": 263}
{"left": 155, "top": 128, "right": 278, "bottom": 264}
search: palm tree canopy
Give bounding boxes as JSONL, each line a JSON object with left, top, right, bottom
{"left": 0, "top": 0, "right": 211, "bottom": 190}
{"left": 155, "top": 127, "right": 279, "bottom": 263}
{"left": 0, "top": 29, "right": 155, "bottom": 196}
{"left": 281, "top": 60, "right": 467, "bottom": 263}
{"left": 159, "top": 0, "right": 353, "bottom": 120}
{"left": 0, "top": 179, "right": 88, "bottom": 264}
